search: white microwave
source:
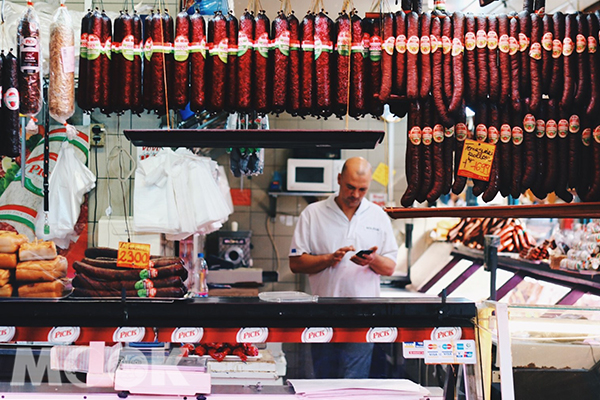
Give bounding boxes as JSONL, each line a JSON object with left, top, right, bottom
{"left": 287, "top": 158, "right": 344, "bottom": 192}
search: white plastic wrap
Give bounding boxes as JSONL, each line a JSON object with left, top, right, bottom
{"left": 49, "top": 4, "right": 75, "bottom": 126}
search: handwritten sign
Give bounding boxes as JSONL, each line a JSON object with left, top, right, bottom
{"left": 457, "top": 139, "right": 496, "bottom": 181}
{"left": 117, "top": 242, "right": 151, "bottom": 269}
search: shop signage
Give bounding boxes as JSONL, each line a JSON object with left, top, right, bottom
{"left": 171, "top": 327, "right": 204, "bottom": 343}
{"left": 366, "top": 327, "right": 398, "bottom": 343}
{"left": 0, "top": 327, "right": 16, "bottom": 342}
{"left": 236, "top": 328, "right": 269, "bottom": 343}
{"left": 431, "top": 327, "right": 462, "bottom": 341}
{"left": 48, "top": 327, "right": 80, "bottom": 344}
{"left": 113, "top": 327, "right": 145, "bottom": 342}
{"left": 301, "top": 327, "right": 333, "bottom": 343}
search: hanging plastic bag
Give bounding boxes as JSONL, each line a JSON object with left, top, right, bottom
{"left": 36, "top": 142, "right": 96, "bottom": 247}
{"left": 133, "top": 150, "right": 180, "bottom": 234}
{"left": 49, "top": 4, "right": 77, "bottom": 140}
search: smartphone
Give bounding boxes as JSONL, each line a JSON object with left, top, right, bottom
{"left": 355, "top": 249, "right": 374, "bottom": 258}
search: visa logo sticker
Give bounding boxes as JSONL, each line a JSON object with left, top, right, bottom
{"left": 402, "top": 342, "right": 425, "bottom": 359}
{"left": 424, "top": 340, "right": 477, "bottom": 365}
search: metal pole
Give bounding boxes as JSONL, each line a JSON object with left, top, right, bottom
{"left": 484, "top": 235, "right": 500, "bottom": 301}
{"left": 20, "top": 116, "right": 26, "bottom": 187}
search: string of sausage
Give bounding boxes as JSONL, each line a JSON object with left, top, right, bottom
{"left": 416, "top": 99, "right": 434, "bottom": 203}
{"left": 379, "top": 12, "right": 394, "bottom": 103}
{"left": 464, "top": 14, "right": 477, "bottom": 106}
{"left": 225, "top": 12, "right": 238, "bottom": 112}
{"left": 482, "top": 104, "right": 500, "bottom": 203}
{"left": 498, "top": 14, "right": 510, "bottom": 106}
{"left": 272, "top": 11, "right": 289, "bottom": 115}
{"left": 287, "top": 12, "right": 301, "bottom": 116}
{"left": 401, "top": 101, "right": 422, "bottom": 207}
{"left": 190, "top": 10, "right": 206, "bottom": 112}
{"left": 448, "top": 12, "right": 464, "bottom": 114}
{"left": 350, "top": 12, "right": 366, "bottom": 117}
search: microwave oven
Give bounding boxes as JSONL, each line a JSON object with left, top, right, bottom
{"left": 287, "top": 158, "right": 344, "bottom": 192}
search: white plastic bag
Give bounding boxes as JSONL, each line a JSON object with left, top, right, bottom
{"left": 36, "top": 141, "right": 96, "bottom": 246}
{"left": 133, "top": 150, "right": 180, "bottom": 234}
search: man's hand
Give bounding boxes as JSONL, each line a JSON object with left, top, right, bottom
{"left": 330, "top": 246, "right": 355, "bottom": 266}
{"left": 350, "top": 246, "right": 378, "bottom": 266}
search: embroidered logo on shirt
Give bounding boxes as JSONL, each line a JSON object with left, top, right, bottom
{"left": 291, "top": 248, "right": 297, "bottom": 254}
{"left": 365, "top": 226, "right": 380, "bottom": 232}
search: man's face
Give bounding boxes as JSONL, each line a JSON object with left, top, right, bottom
{"left": 337, "top": 171, "right": 371, "bottom": 209}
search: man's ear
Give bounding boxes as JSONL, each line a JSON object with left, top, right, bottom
{"left": 337, "top": 173, "right": 341, "bottom": 185}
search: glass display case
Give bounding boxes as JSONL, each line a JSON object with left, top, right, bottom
{"left": 478, "top": 302, "right": 600, "bottom": 400}
{"left": 0, "top": 297, "right": 483, "bottom": 399}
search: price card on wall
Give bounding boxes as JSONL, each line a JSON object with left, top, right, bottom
{"left": 117, "top": 242, "right": 151, "bottom": 269}
{"left": 456, "top": 139, "right": 496, "bottom": 181}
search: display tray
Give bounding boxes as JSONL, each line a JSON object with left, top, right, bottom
{"left": 385, "top": 201, "right": 600, "bottom": 219}
{"left": 451, "top": 247, "right": 600, "bottom": 294}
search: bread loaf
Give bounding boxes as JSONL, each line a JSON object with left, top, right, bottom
{"left": 0, "top": 284, "right": 13, "bottom": 297}
{"left": 0, "top": 253, "right": 17, "bottom": 269}
{"left": 18, "top": 240, "right": 57, "bottom": 261}
{"left": 0, "top": 269, "right": 10, "bottom": 286}
{"left": 16, "top": 256, "right": 68, "bottom": 282}
{"left": 18, "top": 280, "right": 67, "bottom": 298}
{"left": 0, "top": 231, "right": 28, "bottom": 253}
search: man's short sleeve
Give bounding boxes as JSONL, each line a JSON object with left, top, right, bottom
{"left": 289, "top": 210, "right": 312, "bottom": 257}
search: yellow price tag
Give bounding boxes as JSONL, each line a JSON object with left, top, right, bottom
{"left": 372, "top": 162, "right": 395, "bottom": 187}
{"left": 117, "top": 242, "right": 152, "bottom": 269}
{"left": 457, "top": 139, "right": 496, "bottom": 181}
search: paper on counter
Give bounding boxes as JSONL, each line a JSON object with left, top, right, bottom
{"left": 288, "top": 379, "right": 430, "bottom": 398}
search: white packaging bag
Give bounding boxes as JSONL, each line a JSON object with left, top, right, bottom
{"left": 36, "top": 141, "right": 96, "bottom": 246}
{"left": 133, "top": 150, "right": 180, "bottom": 234}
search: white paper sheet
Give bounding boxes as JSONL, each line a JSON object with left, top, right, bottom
{"left": 288, "top": 379, "right": 430, "bottom": 398}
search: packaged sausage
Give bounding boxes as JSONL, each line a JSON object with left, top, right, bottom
{"left": 49, "top": 4, "right": 76, "bottom": 138}
{"left": 17, "top": 1, "right": 42, "bottom": 133}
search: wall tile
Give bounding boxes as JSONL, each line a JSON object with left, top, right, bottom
{"left": 250, "top": 212, "right": 270, "bottom": 236}
{"left": 273, "top": 214, "right": 297, "bottom": 236}
{"left": 228, "top": 211, "right": 251, "bottom": 231}
{"left": 275, "top": 195, "right": 298, "bottom": 214}
{"left": 251, "top": 235, "right": 275, "bottom": 259}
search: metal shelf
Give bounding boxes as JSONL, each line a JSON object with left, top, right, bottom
{"left": 268, "top": 191, "right": 335, "bottom": 197}
{"left": 385, "top": 202, "right": 600, "bottom": 219}
{"left": 123, "top": 129, "right": 385, "bottom": 149}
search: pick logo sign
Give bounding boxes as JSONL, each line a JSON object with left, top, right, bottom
{"left": 366, "top": 327, "right": 398, "bottom": 343}
{"left": 48, "top": 327, "right": 80, "bottom": 344}
{"left": 301, "top": 327, "right": 333, "bottom": 343}
{"left": 236, "top": 328, "right": 269, "bottom": 343}
{"left": 113, "top": 327, "right": 145, "bottom": 342}
{"left": 171, "top": 327, "right": 204, "bottom": 343}
{"left": 431, "top": 327, "right": 462, "bottom": 341}
{"left": 0, "top": 327, "right": 16, "bottom": 342}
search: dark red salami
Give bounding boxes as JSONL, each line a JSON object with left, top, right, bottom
{"left": 189, "top": 10, "right": 206, "bottom": 113}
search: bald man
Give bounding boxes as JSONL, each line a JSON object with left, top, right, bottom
{"left": 289, "top": 157, "right": 398, "bottom": 378}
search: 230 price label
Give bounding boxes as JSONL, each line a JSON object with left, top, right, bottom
{"left": 117, "top": 242, "right": 151, "bottom": 269}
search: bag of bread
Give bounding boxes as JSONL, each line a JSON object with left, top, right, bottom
{"left": 18, "top": 240, "right": 57, "bottom": 261}
{"left": 16, "top": 255, "right": 68, "bottom": 282}
{"left": 0, "top": 230, "right": 29, "bottom": 253}
{"left": 18, "top": 279, "right": 68, "bottom": 298}
{"left": 0, "top": 284, "right": 13, "bottom": 297}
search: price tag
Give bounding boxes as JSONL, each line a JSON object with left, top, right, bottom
{"left": 457, "top": 139, "right": 496, "bottom": 181}
{"left": 117, "top": 242, "right": 151, "bottom": 269}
